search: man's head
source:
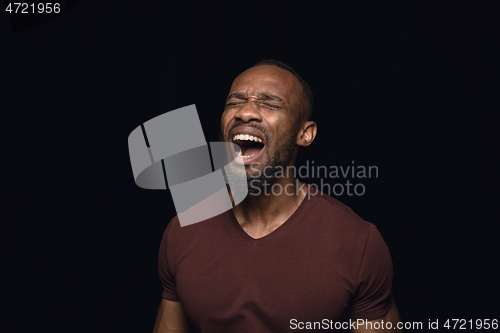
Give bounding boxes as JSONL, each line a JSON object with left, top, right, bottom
{"left": 220, "top": 60, "right": 317, "bottom": 194}
{"left": 253, "top": 59, "right": 314, "bottom": 123}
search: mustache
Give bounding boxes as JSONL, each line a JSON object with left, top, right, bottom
{"left": 226, "top": 122, "right": 270, "bottom": 142}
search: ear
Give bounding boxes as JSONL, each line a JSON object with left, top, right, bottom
{"left": 296, "top": 121, "right": 317, "bottom": 147}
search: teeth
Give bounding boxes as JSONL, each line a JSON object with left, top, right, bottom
{"left": 232, "top": 134, "right": 263, "bottom": 143}
{"left": 236, "top": 150, "right": 254, "bottom": 158}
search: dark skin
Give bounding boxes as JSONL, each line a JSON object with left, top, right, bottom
{"left": 220, "top": 64, "right": 317, "bottom": 238}
{"left": 153, "top": 64, "right": 402, "bottom": 333}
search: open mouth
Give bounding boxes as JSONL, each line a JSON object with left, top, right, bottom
{"left": 231, "top": 132, "right": 266, "bottom": 165}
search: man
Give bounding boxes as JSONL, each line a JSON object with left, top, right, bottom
{"left": 153, "top": 60, "right": 401, "bottom": 332}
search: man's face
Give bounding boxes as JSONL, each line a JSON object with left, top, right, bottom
{"left": 220, "top": 65, "right": 304, "bottom": 191}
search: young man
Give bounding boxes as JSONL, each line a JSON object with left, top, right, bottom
{"left": 153, "top": 60, "right": 401, "bottom": 333}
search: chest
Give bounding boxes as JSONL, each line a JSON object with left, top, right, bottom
{"left": 174, "top": 241, "right": 355, "bottom": 328}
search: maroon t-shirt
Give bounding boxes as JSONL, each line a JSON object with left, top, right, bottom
{"left": 159, "top": 186, "right": 394, "bottom": 332}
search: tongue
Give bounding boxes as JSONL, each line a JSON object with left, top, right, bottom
{"left": 243, "top": 146, "right": 262, "bottom": 157}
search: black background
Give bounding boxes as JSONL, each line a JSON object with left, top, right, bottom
{"left": 1, "top": 1, "right": 497, "bottom": 332}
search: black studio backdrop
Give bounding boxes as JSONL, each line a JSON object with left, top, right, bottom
{"left": 1, "top": 1, "right": 497, "bottom": 332}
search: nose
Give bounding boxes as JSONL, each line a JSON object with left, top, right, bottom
{"left": 234, "top": 100, "right": 262, "bottom": 123}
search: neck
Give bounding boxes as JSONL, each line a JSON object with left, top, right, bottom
{"left": 231, "top": 175, "right": 307, "bottom": 237}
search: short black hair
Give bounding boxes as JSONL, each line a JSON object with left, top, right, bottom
{"left": 253, "top": 59, "right": 313, "bottom": 122}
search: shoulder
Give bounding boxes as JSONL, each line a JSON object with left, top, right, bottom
{"left": 307, "top": 190, "right": 393, "bottom": 272}
{"left": 160, "top": 212, "right": 232, "bottom": 250}
{"left": 304, "top": 184, "right": 374, "bottom": 236}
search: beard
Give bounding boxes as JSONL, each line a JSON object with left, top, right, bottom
{"left": 219, "top": 121, "right": 300, "bottom": 195}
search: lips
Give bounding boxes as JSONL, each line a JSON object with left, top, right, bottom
{"left": 229, "top": 127, "right": 266, "bottom": 165}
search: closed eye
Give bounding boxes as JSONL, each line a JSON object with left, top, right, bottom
{"left": 260, "top": 102, "right": 281, "bottom": 110}
{"left": 226, "top": 100, "right": 281, "bottom": 110}
{"left": 226, "top": 102, "right": 244, "bottom": 107}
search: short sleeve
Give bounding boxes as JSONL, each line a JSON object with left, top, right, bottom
{"left": 158, "top": 220, "right": 180, "bottom": 301}
{"left": 348, "top": 223, "right": 394, "bottom": 321}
